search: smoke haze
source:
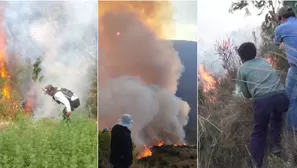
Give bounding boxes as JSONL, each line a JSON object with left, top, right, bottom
{"left": 4, "top": 1, "right": 97, "bottom": 118}
{"left": 98, "top": 1, "right": 190, "bottom": 151}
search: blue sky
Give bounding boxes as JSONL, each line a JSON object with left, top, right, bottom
{"left": 170, "top": 1, "right": 197, "bottom": 42}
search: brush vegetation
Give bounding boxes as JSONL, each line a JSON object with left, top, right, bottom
{"left": 99, "top": 131, "right": 197, "bottom": 168}
{"left": 0, "top": 55, "right": 97, "bottom": 167}
{"left": 0, "top": 114, "right": 97, "bottom": 168}
{"left": 198, "top": 31, "right": 295, "bottom": 168}
{"left": 198, "top": 1, "right": 297, "bottom": 168}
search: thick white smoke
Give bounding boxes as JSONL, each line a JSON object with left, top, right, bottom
{"left": 100, "top": 76, "right": 190, "bottom": 151}
{"left": 3, "top": 1, "right": 97, "bottom": 118}
{"left": 99, "top": 8, "right": 190, "bottom": 151}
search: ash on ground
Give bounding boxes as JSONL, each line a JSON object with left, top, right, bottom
{"left": 137, "top": 145, "right": 197, "bottom": 168}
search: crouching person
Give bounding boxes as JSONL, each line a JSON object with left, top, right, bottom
{"left": 109, "top": 114, "right": 133, "bottom": 168}
{"left": 43, "top": 84, "right": 80, "bottom": 122}
{"left": 236, "top": 42, "right": 289, "bottom": 168}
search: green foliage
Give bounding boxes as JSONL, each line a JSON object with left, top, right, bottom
{"left": 283, "top": 1, "right": 297, "bottom": 14}
{"left": 229, "top": 0, "right": 279, "bottom": 40}
{"left": 228, "top": 0, "right": 290, "bottom": 80}
{"left": 98, "top": 131, "right": 111, "bottom": 166}
{"left": 32, "top": 57, "right": 44, "bottom": 83}
{"left": 0, "top": 114, "right": 97, "bottom": 168}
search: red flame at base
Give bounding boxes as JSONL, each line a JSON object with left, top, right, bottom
{"left": 198, "top": 64, "right": 216, "bottom": 92}
{"left": 136, "top": 142, "right": 187, "bottom": 159}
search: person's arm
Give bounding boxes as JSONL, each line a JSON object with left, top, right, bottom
{"left": 237, "top": 68, "right": 252, "bottom": 98}
{"left": 54, "top": 92, "right": 72, "bottom": 112}
{"left": 274, "top": 25, "right": 283, "bottom": 46}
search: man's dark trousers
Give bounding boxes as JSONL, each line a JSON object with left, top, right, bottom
{"left": 250, "top": 93, "right": 289, "bottom": 167}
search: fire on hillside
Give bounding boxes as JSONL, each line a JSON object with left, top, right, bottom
{"left": 136, "top": 141, "right": 187, "bottom": 159}
{"left": 0, "top": 2, "right": 35, "bottom": 117}
{"left": 137, "top": 144, "right": 197, "bottom": 168}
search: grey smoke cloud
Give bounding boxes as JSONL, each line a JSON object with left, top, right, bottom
{"left": 98, "top": 9, "right": 190, "bottom": 151}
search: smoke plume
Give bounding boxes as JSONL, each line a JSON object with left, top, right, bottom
{"left": 3, "top": 1, "right": 97, "bottom": 118}
{"left": 98, "top": 1, "right": 190, "bottom": 151}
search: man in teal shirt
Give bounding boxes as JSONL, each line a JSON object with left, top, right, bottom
{"left": 237, "top": 42, "right": 289, "bottom": 168}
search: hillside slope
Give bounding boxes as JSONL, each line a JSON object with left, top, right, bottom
{"left": 171, "top": 40, "right": 197, "bottom": 143}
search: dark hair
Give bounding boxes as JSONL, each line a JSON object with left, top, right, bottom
{"left": 278, "top": 6, "right": 296, "bottom": 20}
{"left": 45, "top": 84, "right": 54, "bottom": 91}
{"left": 237, "top": 42, "right": 257, "bottom": 61}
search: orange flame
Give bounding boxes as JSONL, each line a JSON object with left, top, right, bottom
{"left": 24, "top": 97, "right": 34, "bottom": 113}
{"left": 98, "top": 1, "right": 174, "bottom": 40}
{"left": 136, "top": 145, "right": 152, "bottom": 159}
{"left": 0, "top": 12, "right": 11, "bottom": 100}
{"left": 156, "top": 141, "right": 164, "bottom": 147}
{"left": 136, "top": 141, "right": 187, "bottom": 159}
{"left": 198, "top": 64, "right": 216, "bottom": 92}
{"left": 265, "top": 57, "right": 275, "bottom": 68}
{"left": 173, "top": 143, "right": 186, "bottom": 146}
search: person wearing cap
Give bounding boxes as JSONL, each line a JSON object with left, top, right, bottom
{"left": 274, "top": 6, "right": 297, "bottom": 133}
{"left": 42, "top": 84, "right": 80, "bottom": 122}
{"left": 109, "top": 114, "right": 133, "bottom": 168}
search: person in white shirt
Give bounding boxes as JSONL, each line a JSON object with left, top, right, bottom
{"left": 42, "top": 84, "right": 80, "bottom": 121}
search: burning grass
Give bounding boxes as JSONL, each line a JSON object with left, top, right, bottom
{"left": 137, "top": 144, "right": 197, "bottom": 168}
{"left": 199, "top": 87, "right": 253, "bottom": 168}
{"left": 198, "top": 36, "right": 297, "bottom": 167}
{"left": 99, "top": 131, "right": 197, "bottom": 168}
{"left": 0, "top": 114, "right": 97, "bottom": 167}
{"left": 198, "top": 65, "right": 297, "bottom": 168}
{"left": 0, "top": 2, "right": 98, "bottom": 167}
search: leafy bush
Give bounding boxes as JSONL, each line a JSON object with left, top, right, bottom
{"left": 0, "top": 114, "right": 97, "bottom": 168}
{"left": 98, "top": 131, "right": 111, "bottom": 167}
{"left": 32, "top": 57, "right": 44, "bottom": 83}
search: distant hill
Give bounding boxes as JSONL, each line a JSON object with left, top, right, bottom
{"left": 170, "top": 40, "right": 197, "bottom": 143}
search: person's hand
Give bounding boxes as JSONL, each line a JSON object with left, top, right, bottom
{"left": 66, "top": 112, "right": 71, "bottom": 117}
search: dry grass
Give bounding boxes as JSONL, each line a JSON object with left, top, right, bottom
{"left": 198, "top": 38, "right": 297, "bottom": 168}
{"left": 198, "top": 77, "right": 254, "bottom": 168}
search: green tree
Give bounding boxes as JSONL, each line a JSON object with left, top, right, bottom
{"left": 32, "top": 57, "right": 44, "bottom": 83}
{"left": 283, "top": 1, "right": 297, "bottom": 14}
{"left": 229, "top": 0, "right": 279, "bottom": 38}
{"left": 229, "top": 0, "right": 289, "bottom": 78}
